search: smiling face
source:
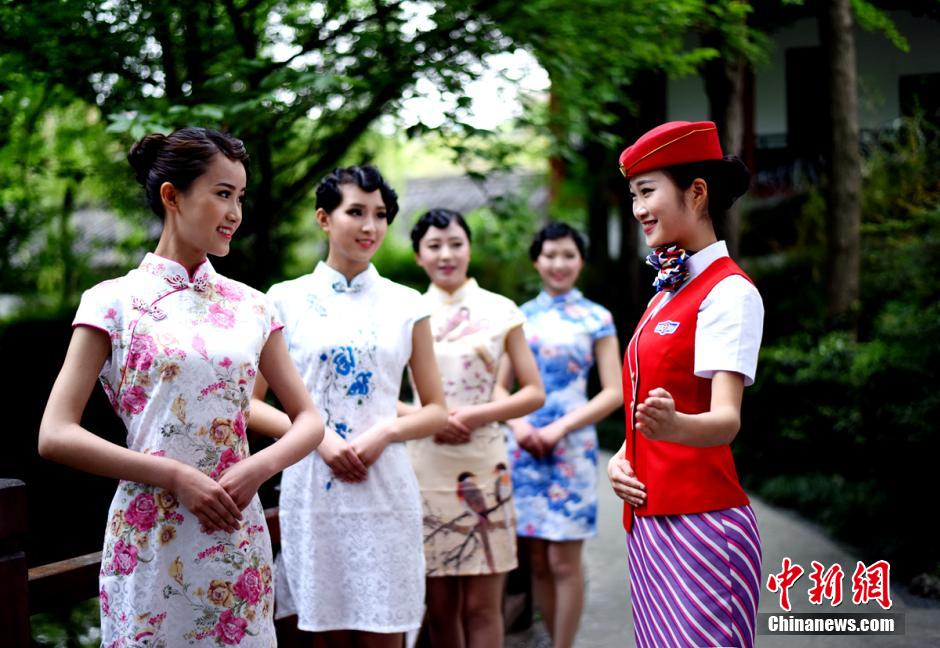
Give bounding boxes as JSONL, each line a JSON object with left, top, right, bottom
{"left": 166, "top": 153, "right": 246, "bottom": 259}
{"left": 629, "top": 169, "right": 715, "bottom": 251}
{"left": 628, "top": 170, "right": 693, "bottom": 249}
{"left": 415, "top": 220, "right": 471, "bottom": 292}
{"left": 318, "top": 182, "right": 388, "bottom": 275}
{"left": 534, "top": 236, "right": 584, "bottom": 296}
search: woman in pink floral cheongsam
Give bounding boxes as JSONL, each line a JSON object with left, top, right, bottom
{"left": 38, "top": 127, "right": 324, "bottom": 647}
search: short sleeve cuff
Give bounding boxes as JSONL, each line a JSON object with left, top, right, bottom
{"left": 264, "top": 289, "right": 289, "bottom": 342}
{"left": 409, "top": 292, "right": 432, "bottom": 330}
{"left": 592, "top": 322, "right": 617, "bottom": 341}
{"left": 72, "top": 285, "right": 118, "bottom": 337}
{"left": 591, "top": 306, "right": 617, "bottom": 341}
{"left": 506, "top": 304, "right": 527, "bottom": 333}
{"left": 694, "top": 366, "right": 757, "bottom": 387}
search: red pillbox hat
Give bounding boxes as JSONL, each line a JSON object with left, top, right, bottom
{"left": 618, "top": 121, "right": 723, "bottom": 177}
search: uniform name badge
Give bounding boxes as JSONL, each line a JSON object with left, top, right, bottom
{"left": 653, "top": 320, "right": 680, "bottom": 335}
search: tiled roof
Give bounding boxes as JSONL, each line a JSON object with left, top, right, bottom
{"left": 70, "top": 208, "right": 161, "bottom": 267}
{"left": 69, "top": 170, "right": 550, "bottom": 260}
{"left": 398, "top": 171, "right": 548, "bottom": 226}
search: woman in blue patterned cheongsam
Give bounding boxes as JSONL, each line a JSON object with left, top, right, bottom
{"left": 498, "top": 222, "right": 624, "bottom": 648}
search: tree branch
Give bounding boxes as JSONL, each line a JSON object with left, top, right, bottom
{"left": 278, "top": 78, "right": 407, "bottom": 209}
{"left": 220, "top": 0, "right": 258, "bottom": 60}
{"left": 180, "top": 2, "right": 206, "bottom": 96}
{"left": 153, "top": 6, "right": 182, "bottom": 100}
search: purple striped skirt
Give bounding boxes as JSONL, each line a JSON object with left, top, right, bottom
{"left": 627, "top": 505, "right": 762, "bottom": 648}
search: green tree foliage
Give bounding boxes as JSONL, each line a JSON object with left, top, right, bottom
{"left": 0, "top": 0, "right": 782, "bottom": 295}
{"left": 479, "top": 0, "right": 772, "bottom": 330}
{"left": 0, "top": 54, "right": 139, "bottom": 305}
{"left": 0, "top": 0, "right": 531, "bottom": 285}
{"left": 737, "top": 116, "right": 940, "bottom": 582}
{"left": 493, "top": 0, "right": 761, "bottom": 150}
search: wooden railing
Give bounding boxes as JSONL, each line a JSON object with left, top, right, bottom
{"left": 1, "top": 479, "right": 30, "bottom": 646}
{"left": 0, "top": 479, "right": 530, "bottom": 646}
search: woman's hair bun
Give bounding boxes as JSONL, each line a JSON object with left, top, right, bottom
{"left": 662, "top": 155, "right": 752, "bottom": 214}
{"left": 127, "top": 133, "right": 167, "bottom": 185}
{"left": 720, "top": 155, "right": 751, "bottom": 208}
{"left": 127, "top": 127, "right": 249, "bottom": 219}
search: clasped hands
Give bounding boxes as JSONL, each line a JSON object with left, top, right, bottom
{"left": 173, "top": 455, "right": 269, "bottom": 536}
{"left": 322, "top": 404, "right": 489, "bottom": 484}
{"left": 318, "top": 421, "right": 394, "bottom": 483}
{"left": 432, "top": 405, "right": 487, "bottom": 445}
{"left": 511, "top": 419, "right": 567, "bottom": 459}
{"left": 184, "top": 417, "right": 399, "bottom": 535}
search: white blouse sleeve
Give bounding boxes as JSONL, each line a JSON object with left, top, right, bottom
{"left": 694, "top": 275, "right": 764, "bottom": 387}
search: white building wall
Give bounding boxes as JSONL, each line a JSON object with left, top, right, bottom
{"left": 666, "top": 11, "right": 939, "bottom": 137}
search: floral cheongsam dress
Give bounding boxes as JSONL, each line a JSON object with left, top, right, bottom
{"left": 507, "top": 288, "right": 616, "bottom": 541}
{"left": 267, "top": 262, "right": 428, "bottom": 633}
{"left": 73, "top": 253, "right": 280, "bottom": 647}
{"left": 407, "top": 279, "right": 525, "bottom": 576}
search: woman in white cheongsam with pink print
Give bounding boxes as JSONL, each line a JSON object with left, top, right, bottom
{"left": 39, "top": 127, "right": 323, "bottom": 647}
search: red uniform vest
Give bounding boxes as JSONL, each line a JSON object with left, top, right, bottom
{"left": 622, "top": 256, "right": 751, "bottom": 532}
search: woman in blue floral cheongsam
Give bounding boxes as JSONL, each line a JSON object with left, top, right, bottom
{"left": 498, "top": 222, "right": 624, "bottom": 648}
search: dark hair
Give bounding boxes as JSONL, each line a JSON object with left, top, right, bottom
{"left": 529, "top": 222, "right": 587, "bottom": 261}
{"left": 661, "top": 156, "right": 751, "bottom": 215}
{"left": 127, "top": 127, "right": 249, "bottom": 218}
{"left": 410, "top": 208, "right": 472, "bottom": 252}
{"left": 315, "top": 165, "right": 399, "bottom": 224}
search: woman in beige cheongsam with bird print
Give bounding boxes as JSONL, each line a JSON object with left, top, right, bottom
{"left": 402, "top": 209, "right": 544, "bottom": 648}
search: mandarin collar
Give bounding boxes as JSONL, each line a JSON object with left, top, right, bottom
{"left": 426, "top": 278, "right": 478, "bottom": 306}
{"left": 684, "top": 240, "right": 729, "bottom": 281}
{"left": 312, "top": 261, "right": 378, "bottom": 294}
{"left": 138, "top": 252, "right": 214, "bottom": 288}
{"left": 535, "top": 287, "right": 583, "bottom": 309}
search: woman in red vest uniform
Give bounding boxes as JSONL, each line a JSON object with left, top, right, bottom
{"left": 607, "top": 121, "right": 764, "bottom": 648}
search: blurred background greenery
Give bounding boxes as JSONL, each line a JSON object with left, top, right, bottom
{"left": 2, "top": 0, "right": 939, "bottom": 643}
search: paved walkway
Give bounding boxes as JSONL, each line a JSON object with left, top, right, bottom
{"left": 507, "top": 451, "right": 940, "bottom": 647}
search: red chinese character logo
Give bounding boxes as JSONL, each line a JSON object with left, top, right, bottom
{"left": 851, "top": 560, "right": 892, "bottom": 610}
{"left": 808, "top": 561, "right": 845, "bottom": 606}
{"left": 766, "top": 557, "right": 805, "bottom": 611}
